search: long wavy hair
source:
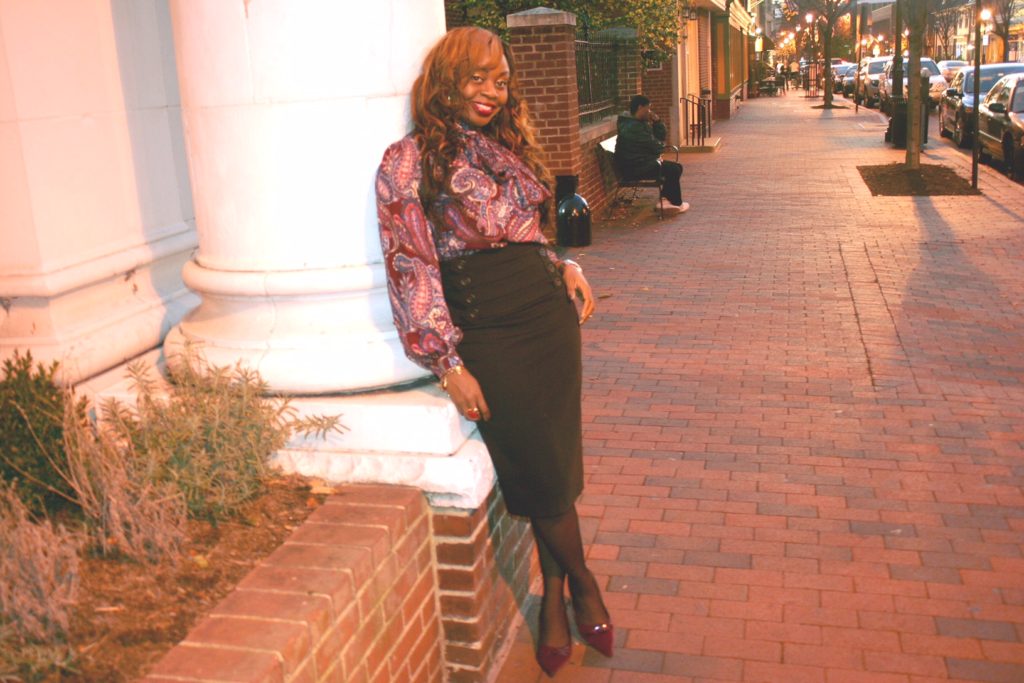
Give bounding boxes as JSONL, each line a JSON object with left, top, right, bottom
{"left": 411, "top": 27, "right": 553, "bottom": 224}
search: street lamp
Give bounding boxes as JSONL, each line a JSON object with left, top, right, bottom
{"left": 972, "top": 6, "right": 992, "bottom": 188}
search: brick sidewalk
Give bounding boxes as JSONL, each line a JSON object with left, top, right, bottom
{"left": 496, "top": 91, "right": 1024, "bottom": 682}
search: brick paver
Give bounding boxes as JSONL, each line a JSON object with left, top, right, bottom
{"left": 495, "top": 91, "right": 1024, "bottom": 682}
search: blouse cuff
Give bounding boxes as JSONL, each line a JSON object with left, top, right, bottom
{"left": 559, "top": 259, "right": 582, "bottom": 274}
{"left": 435, "top": 354, "right": 464, "bottom": 379}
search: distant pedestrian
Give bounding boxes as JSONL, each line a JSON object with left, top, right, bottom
{"left": 614, "top": 95, "right": 689, "bottom": 214}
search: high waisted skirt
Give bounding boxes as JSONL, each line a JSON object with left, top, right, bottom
{"left": 440, "top": 243, "right": 583, "bottom": 518}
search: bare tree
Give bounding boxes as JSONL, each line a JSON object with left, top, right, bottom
{"left": 990, "top": 0, "right": 1019, "bottom": 63}
{"left": 930, "top": 0, "right": 966, "bottom": 60}
{"left": 791, "top": 0, "right": 854, "bottom": 108}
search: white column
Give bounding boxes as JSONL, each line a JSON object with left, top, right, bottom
{"left": 0, "top": 0, "right": 197, "bottom": 384}
{"left": 148, "top": 0, "right": 495, "bottom": 508}
{"left": 163, "top": 0, "right": 440, "bottom": 393}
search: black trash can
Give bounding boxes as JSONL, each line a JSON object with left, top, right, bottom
{"left": 887, "top": 98, "right": 908, "bottom": 148}
{"left": 555, "top": 175, "right": 591, "bottom": 247}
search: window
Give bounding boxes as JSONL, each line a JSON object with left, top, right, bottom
{"left": 994, "top": 82, "right": 1011, "bottom": 107}
{"left": 983, "top": 80, "right": 1005, "bottom": 105}
{"left": 1011, "top": 82, "right": 1024, "bottom": 113}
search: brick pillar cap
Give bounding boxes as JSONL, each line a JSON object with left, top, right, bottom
{"left": 507, "top": 7, "right": 576, "bottom": 28}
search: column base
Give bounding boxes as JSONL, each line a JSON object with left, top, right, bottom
{"left": 163, "top": 259, "right": 429, "bottom": 394}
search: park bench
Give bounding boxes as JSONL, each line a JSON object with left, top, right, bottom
{"left": 598, "top": 136, "right": 679, "bottom": 219}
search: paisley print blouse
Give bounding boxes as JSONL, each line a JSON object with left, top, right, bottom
{"left": 376, "top": 127, "right": 557, "bottom": 378}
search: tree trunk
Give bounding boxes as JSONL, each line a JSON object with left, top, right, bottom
{"left": 823, "top": 21, "right": 831, "bottom": 107}
{"left": 905, "top": 0, "right": 928, "bottom": 169}
{"left": 823, "top": 20, "right": 834, "bottom": 107}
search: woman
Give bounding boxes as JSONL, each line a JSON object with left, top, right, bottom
{"left": 375, "top": 26, "right": 611, "bottom": 677}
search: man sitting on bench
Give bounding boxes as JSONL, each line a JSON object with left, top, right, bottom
{"left": 615, "top": 95, "right": 689, "bottom": 214}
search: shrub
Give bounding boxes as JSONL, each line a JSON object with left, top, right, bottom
{"left": 0, "top": 483, "right": 81, "bottom": 644}
{"left": 61, "top": 400, "right": 187, "bottom": 564}
{"left": 102, "top": 356, "right": 342, "bottom": 521}
{"left": 0, "top": 634, "right": 76, "bottom": 683}
{"left": 0, "top": 352, "right": 85, "bottom": 515}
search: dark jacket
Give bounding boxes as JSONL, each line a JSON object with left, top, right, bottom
{"left": 615, "top": 113, "right": 667, "bottom": 179}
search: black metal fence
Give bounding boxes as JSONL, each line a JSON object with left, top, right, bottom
{"left": 576, "top": 38, "right": 620, "bottom": 126}
{"left": 683, "top": 94, "right": 712, "bottom": 146}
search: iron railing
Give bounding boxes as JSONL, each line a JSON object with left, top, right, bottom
{"left": 576, "top": 38, "right": 619, "bottom": 126}
{"left": 683, "top": 94, "right": 711, "bottom": 146}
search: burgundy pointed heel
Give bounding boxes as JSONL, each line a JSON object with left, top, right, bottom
{"left": 569, "top": 574, "right": 614, "bottom": 658}
{"left": 577, "top": 620, "right": 614, "bottom": 658}
{"left": 536, "top": 643, "right": 572, "bottom": 677}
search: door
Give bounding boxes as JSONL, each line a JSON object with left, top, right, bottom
{"left": 979, "top": 79, "right": 1011, "bottom": 155}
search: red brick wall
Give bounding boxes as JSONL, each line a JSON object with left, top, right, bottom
{"left": 578, "top": 120, "right": 618, "bottom": 217}
{"left": 444, "top": 0, "right": 469, "bottom": 29}
{"left": 143, "top": 485, "right": 441, "bottom": 682}
{"left": 509, "top": 22, "right": 582, "bottom": 178}
{"left": 644, "top": 63, "right": 674, "bottom": 141}
{"left": 143, "top": 483, "right": 534, "bottom": 683}
{"left": 434, "top": 488, "right": 536, "bottom": 682}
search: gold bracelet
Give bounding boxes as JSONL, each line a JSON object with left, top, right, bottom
{"left": 440, "top": 365, "right": 463, "bottom": 391}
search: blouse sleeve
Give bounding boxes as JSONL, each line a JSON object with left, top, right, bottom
{"left": 376, "top": 138, "right": 464, "bottom": 378}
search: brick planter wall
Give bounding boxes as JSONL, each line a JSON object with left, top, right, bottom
{"left": 434, "top": 488, "right": 536, "bottom": 682}
{"left": 142, "top": 484, "right": 535, "bottom": 683}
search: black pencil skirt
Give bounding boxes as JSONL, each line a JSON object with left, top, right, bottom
{"left": 441, "top": 243, "right": 583, "bottom": 518}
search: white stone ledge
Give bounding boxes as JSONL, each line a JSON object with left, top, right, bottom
{"left": 273, "top": 435, "right": 495, "bottom": 511}
{"left": 507, "top": 7, "right": 576, "bottom": 28}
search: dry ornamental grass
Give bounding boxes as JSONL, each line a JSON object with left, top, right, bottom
{"left": 0, "top": 352, "right": 342, "bottom": 681}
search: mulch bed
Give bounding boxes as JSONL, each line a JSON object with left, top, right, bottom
{"left": 858, "top": 163, "right": 981, "bottom": 196}
{"left": 46, "top": 476, "right": 325, "bottom": 682}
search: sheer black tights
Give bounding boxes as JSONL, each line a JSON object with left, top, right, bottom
{"left": 530, "top": 506, "right": 609, "bottom": 648}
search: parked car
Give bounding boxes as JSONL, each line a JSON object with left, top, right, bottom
{"left": 977, "top": 72, "right": 1024, "bottom": 179}
{"left": 843, "top": 73, "right": 858, "bottom": 96}
{"left": 939, "top": 62, "right": 1024, "bottom": 148}
{"left": 878, "top": 58, "right": 947, "bottom": 110}
{"left": 937, "top": 59, "right": 968, "bottom": 83}
{"left": 832, "top": 63, "right": 856, "bottom": 93}
{"left": 842, "top": 63, "right": 860, "bottom": 96}
{"left": 857, "top": 56, "right": 891, "bottom": 107}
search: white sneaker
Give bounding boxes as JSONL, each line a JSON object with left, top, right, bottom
{"left": 663, "top": 202, "right": 690, "bottom": 214}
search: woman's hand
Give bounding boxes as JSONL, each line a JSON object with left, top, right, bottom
{"left": 443, "top": 367, "right": 491, "bottom": 421}
{"left": 562, "top": 261, "right": 595, "bottom": 325}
